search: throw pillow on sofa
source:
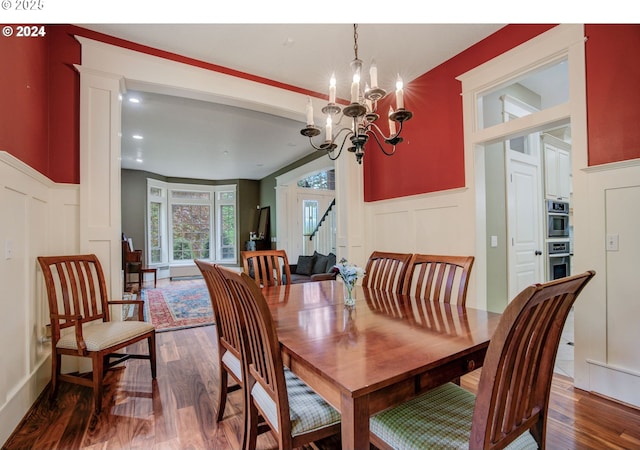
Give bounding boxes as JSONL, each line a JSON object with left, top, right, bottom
{"left": 296, "top": 255, "right": 315, "bottom": 275}
{"left": 327, "top": 252, "right": 337, "bottom": 272}
{"left": 312, "top": 251, "right": 329, "bottom": 274}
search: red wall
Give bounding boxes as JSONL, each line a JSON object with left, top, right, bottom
{"left": 0, "top": 25, "right": 80, "bottom": 183}
{"left": 0, "top": 26, "right": 49, "bottom": 176}
{"left": 46, "top": 26, "right": 81, "bottom": 184}
{"left": 363, "top": 24, "right": 556, "bottom": 202}
{"left": 2, "top": 24, "right": 639, "bottom": 189}
{"left": 585, "top": 24, "right": 640, "bottom": 165}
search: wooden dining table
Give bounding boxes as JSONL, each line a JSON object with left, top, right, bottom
{"left": 261, "top": 280, "right": 502, "bottom": 450}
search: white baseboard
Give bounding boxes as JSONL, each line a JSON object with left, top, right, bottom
{"left": 0, "top": 355, "right": 50, "bottom": 447}
{"left": 587, "top": 360, "right": 640, "bottom": 408}
{"left": 169, "top": 264, "right": 200, "bottom": 279}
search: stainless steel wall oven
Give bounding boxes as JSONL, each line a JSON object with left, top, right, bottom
{"left": 548, "top": 241, "right": 571, "bottom": 280}
{"left": 547, "top": 200, "right": 570, "bottom": 238}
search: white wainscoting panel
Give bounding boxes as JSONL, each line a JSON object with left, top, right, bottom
{"left": 0, "top": 152, "right": 79, "bottom": 447}
{"left": 574, "top": 159, "right": 640, "bottom": 408}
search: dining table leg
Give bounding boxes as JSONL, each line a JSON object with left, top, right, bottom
{"left": 341, "top": 391, "right": 370, "bottom": 450}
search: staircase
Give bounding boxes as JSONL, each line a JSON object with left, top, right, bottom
{"left": 305, "top": 199, "right": 336, "bottom": 255}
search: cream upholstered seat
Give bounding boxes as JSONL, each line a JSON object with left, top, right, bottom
{"left": 218, "top": 266, "right": 340, "bottom": 450}
{"left": 38, "top": 254, "right": 156, "bottom": 414}
{"left": 56, "top": 321, "right": 154, "bottom": 351}
{"left": 370, "top": 271, "right": 595, "bottom": 450}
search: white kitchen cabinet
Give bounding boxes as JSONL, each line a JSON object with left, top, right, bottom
{"left": 543, "top": 134, "right": 571, "bottom": 201}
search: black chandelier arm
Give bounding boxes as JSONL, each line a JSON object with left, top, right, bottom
{"left": 367, "top": 121, "right": 390, "bottom": 140}
{"left": 326, "top": 128, "right": 356, "bottom": 160}
{"left": 368, "top": 119, "right": 405, "bottom": 140}
{"left": 307, "top": 127, "right": 354, "bottom": 159}
{"left": 306, "top": 137, "right": 328, "bottom": 152}
{"left": 369, "top": 129, "right": 398, "bottom": 157}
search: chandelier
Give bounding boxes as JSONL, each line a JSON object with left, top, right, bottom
{"left": 300, "top": 24, "right": 413, "bottom": 164}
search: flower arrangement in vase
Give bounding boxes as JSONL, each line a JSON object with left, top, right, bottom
{"left": 333, "top": 258, "right": 365, "bottom": 307}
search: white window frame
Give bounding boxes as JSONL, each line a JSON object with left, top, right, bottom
{"left": 147, "top": 179, "right": 237, "bottom": 265}
{"left": 147, "top": 184, "right": 168, "bottom": 265}
{"left": 216, "top": 189, "right": 238, "bottom": 262}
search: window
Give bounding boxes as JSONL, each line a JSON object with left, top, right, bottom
{"left": 218, "top": 191, "right": 236, "bottom": 260}
{"left": 297, "top": 169, "right": 335, "bottom": 190}
{"left": 147, "top": 179, "right": 237, "bottom": 265}
{"left": 303, "top": 200, "right": 319, "bottom": 236}
{"left": 476, "top": 58, "right": 568, "bottom": 130}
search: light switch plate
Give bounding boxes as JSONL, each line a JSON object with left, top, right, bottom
{"left": 490, "top": 235, "right": 498, "bottom": 248}
{"left": 606, "top": 234, "right": 619, "bottom": 251}
{"left": 5, "top": 239, "right": 13, "bottom": 260}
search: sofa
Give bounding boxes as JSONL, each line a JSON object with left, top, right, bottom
{"left": 287, "top": 251, "right": 338, "bottom": 284}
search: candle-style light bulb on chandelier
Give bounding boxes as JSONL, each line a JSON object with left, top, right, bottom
{"left": 300, "top": 24, "right": 413, "bottom": 164}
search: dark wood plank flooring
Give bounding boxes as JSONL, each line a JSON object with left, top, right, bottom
{"left": 4, "top": 324, "right": 640, "bottom": 449}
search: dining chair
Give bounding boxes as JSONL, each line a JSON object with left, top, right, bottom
{"left": 369, "top": 270, "right": 595, "bottom": 450}
{"left": 241, "top": 249, "right": 292, "bottom": 287}
{"left": 217, "top": 266, "right": 341, "bottom": 450}
{"left": 362, "top": 251, "right": 413, "bottom": 293}
{"left": 37, "top": 254, "right": 156, "bottom": 413}
{"left": 402, "top": 254, "right": 475, "bottom": 306}
{"left": 194, "top": 259, "right": 243, "bottom": 423}
{"left": 122, "top": 234, "right": 157, "bottom": 291}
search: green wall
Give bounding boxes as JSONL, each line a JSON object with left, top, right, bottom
{"left": 121, "top": 169, "right": 260, "bottom": 265}
{"left": 258, "top": 151, "right": 326, "bottom": 240}
{"left": 121, "top": 152, "right": 323, "bottom": 265}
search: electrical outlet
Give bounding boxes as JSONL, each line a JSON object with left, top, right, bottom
{"left": 606, "top": 234, "right": 619, "bottom": 251}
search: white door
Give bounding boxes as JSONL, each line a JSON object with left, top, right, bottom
{"left": 296, "top": 191, "right": 333, "bottom": 258}
{"left": 507, "top": 149, "right": 544, "bottom": 300}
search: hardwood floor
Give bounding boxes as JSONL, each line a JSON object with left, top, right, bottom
{"left": 4, "top": 324, "right": 640, "bottom": 449}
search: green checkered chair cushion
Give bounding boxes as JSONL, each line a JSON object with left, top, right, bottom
{"left": 252, "top": 369, "right": 340, "bottom": 436}
{"left": 370, "top": 382, "right": 538, "bottom": 450}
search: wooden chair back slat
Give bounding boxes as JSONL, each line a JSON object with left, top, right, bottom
{"left": 45, "top": 257, "right": 108, "bottom": 332}
{"left": 469, "top": 270, "right": 595, "bottom": 449}
{"left": 241, "top": 249, "right": 291, "bottom": 287}
{"left": 195, "top": 260, "right": 242, "bottom": 361}
{"left": 362, "top": 251, "right": 412, "bottom": 293}
{"left": 218, "top": 267, "right": 292, "bottom": 440}
{"left": 195, "top": 260, "right": 247, "bottom": 428}
{"left": 403, "top": 254, "right": 475, "bottom": 306}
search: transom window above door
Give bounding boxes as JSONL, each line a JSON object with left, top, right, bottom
{"left": 297, "top": 169, "right": 335, "bottom": 190}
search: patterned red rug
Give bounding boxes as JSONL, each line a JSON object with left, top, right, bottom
{"left": 142, "top": 279, "right": 214, "bottom": 332}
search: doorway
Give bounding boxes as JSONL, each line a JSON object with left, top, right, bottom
{"left": 457, "top": 26, "right": 583, "bottom": 378}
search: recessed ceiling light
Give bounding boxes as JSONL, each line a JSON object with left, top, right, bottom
{"left": 132, "top": 134, "right": 144, "bottom": 140}
{"left": 135, "top": 157, "right": 143, "bottom": 163}
{"left": 129, "top": 97, "right": 140, "bottom": 103}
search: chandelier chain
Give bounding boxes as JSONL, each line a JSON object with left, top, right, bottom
{"left": 353, "top": 24, "right": 359, "bottom": 61}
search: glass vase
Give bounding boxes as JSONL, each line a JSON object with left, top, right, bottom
{"left": 343, "top": 282, "right": 356, "bottom": 307}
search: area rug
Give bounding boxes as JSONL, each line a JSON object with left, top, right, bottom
{"left": 141, "top": 279, "right": 214, "bottom": 332}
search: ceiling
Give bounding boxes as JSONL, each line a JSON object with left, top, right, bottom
{"left": 79, "top": 24, "right": 508, "bottom": 180}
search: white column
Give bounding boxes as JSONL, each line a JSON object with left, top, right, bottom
{"left": 334, "top": 152, "right": 366, "bottom": 268}
{"left": 77, "top": 66, "right": 124, "bottom": 301}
